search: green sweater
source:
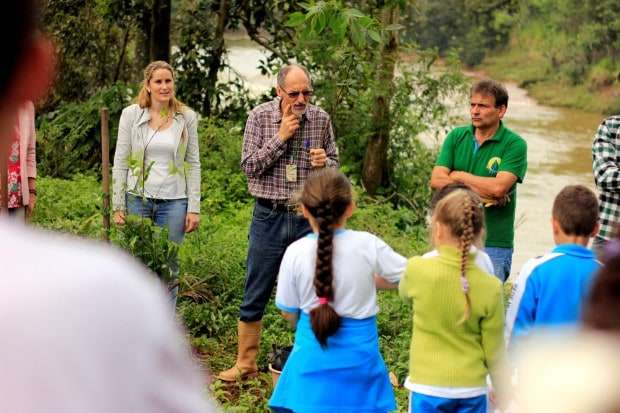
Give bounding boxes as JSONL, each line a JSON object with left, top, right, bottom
{"left": 399, "top": 246, "right": 505, "bottom": 387}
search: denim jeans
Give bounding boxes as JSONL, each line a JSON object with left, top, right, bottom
{"left": 126, "top": 194, "right": 188, "bottom": 305}
{"left": 485, "top": 246, "right": 513, "bottom": 282}
{"left": 240, "top": 201, "right": 311, "bottom": 322}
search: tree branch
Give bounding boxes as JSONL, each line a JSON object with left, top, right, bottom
{"left": 241, "top": 18, "right": 290, "bottom": 63}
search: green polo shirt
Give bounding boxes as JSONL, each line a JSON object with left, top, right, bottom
{"left": 436, "top": 122, "right": 527, "bottom": 248}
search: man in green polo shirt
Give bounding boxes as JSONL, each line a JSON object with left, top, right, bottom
{"left": 430, "top": 79, "right": 527, "bottom": 281}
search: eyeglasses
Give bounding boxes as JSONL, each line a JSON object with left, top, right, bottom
{"left": 281, "top": 87, "right": 314, "bottom": 99}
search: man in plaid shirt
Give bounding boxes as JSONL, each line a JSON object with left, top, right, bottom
{"left": 218, "top": 64, "right": 339, "bottom": 381}
{"left": 592, "top": 114, "right": 620, "bottom": 254}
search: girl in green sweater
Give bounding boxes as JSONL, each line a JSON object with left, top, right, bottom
{"left": 400, "top": 189, "right": 505, "bottom": 413}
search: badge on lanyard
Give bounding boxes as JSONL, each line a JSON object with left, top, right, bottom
{"left": 286, "top": 164, "right": 297, "bottom": 182}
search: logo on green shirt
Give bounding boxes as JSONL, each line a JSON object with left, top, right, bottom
{"left": 486, "top": 157, "right": 501, "bottom": 175}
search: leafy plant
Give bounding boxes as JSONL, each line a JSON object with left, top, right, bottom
{"left": 112, "top": 214, "right": 179, "bottom": 284}
{"left": 280, "top": 1, "right": 465, "bottom": 198}
{"left": 36, "top": 83, "right": 137, "bottom": 178}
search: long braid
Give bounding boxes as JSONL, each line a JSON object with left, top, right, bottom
{"left": 434, "top": 190, "right": 483, "bottom": 326}
{"left": 301, "top": 169, "right": 351, "bottom": 347}
{"left": 457, "top": 196, "right": 476, "bottom": 325}
{"left": 309, "top": 203, "right": 340, "bottom": 347}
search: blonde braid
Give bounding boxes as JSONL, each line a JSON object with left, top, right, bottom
{"left": 457, "top": 196, "right": 476, "bottom": 325}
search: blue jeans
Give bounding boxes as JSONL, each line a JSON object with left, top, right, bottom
{"left": 126, "top": 194, "right": 188, "bottom": 304}
{"left": 410, "top": 392, "right": 487, "bottom": 413}
{"left": 240, "top": 201, "right": 311, "bottom": 322}
{"left": 485, "top": 247, "right": 513, "bottom": 282}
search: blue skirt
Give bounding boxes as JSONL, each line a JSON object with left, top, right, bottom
{"left": 268, "top": 313, "right": 396, "bottom": 413}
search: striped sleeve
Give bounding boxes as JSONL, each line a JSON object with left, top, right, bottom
{"left": 504, "top": 253, "right": 562, "bottom": 347}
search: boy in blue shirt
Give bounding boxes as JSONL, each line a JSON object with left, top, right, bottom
{"left": 505, "top": 185, "right": 601, "bottom": 347}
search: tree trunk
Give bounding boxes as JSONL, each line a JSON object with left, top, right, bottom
{"left": 135, "top": 6, "right": 151, "bottom": 75}
{"left": 204, "top": 0, "right": 230, "bottom": 115}
{"left": 114, "top": 24, "right": 132, "bottom": 83}
{"left": 150, "top": 0, "right": 171, "bottom": 62}
{"left": 362, "top": 7, "right": 399, "bottom": 195}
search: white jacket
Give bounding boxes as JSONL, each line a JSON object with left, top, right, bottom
{"left": 112, "top": 104, "right": 201, "bottom": 213}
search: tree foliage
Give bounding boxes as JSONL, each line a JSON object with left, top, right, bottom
{"left": 280, "top": 1, "right": 465, "bottom": 202}
{"left": 172, "top": 0, "right": 302, "bottom": 117}
{"left": 40, "top": 0, "right": 173, "bottom": 110}
{"left": 405, "top": 0, "right": 519, "bottom": 66}
{"left": 40, "top": 0, "right": 139, "bottom": 108}
{"left": 524, "top": 0, "right": 620, "bottom": 86}
{"left": 36, "top": 83, "right": 137, "bottom": 178}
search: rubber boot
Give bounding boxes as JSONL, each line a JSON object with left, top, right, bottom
{"left": 217, "top": 320, "right": 262, "bottom": 382}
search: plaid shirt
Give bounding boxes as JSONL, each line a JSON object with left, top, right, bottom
{"left": 241, "top": 97, "right": 339, "bottom": 201}
{"left": 593, "top": 115, "right": 620, "bottom": 240}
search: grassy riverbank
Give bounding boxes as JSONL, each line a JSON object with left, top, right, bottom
{"left": 481, "top": 23, "right": 620, "bottom": 115}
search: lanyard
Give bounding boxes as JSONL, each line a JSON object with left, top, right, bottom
{"left": 288, "top": 119, "right": 307, "bottom": 164}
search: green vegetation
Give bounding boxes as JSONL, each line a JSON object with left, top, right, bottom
{"left": 404, "top": 0, "right": 520, "bottom": 67}
{"left": 406, "top": 0, "right": 620, "bottom": 114}
{"left": 483, "top": 13, "right": 620, "bottom": 114}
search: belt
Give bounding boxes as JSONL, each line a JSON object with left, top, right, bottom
{"left": 256, "top": 198, "right": 298, "bottom": 212}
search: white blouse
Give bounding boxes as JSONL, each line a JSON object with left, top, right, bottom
{"left": 141, "top": 126, "right": 186, "bottom": 200}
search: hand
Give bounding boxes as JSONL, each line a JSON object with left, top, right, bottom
{"left": 26, "top": 194, "right": 36, "bottom": 217}
{"left": 496, "top": 193, "right": 511, "bottom": 207}
{"left": 278, "top": 102, "right": 300, "bottom": 141}
{"left": 309, "top": 148, "right": 327, "bottom": 168}
{"left": 113, "top": 210, "right": 126, "bottom": 226}
{"left": 449, "top": 170, "right": 463, "bottom": 181}
{"left": 185, "top": 212, "right": 200, "bottom": 233}
{"left": 480, "top": 193, "right": 510, "bottom": 208}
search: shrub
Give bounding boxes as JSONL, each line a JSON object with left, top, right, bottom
{"left": 32, "top": 174, "right": 103, "bottom": 237}
{"left": 112, "top": 214, "right": 179, "bottom": 284}
{"left": 37, "top": 83, "right": 137, "bottom": 178}
{"left": 198, "top": 118, "right": 252, "bottom": 214}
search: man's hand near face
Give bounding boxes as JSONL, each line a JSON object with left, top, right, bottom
{"left": 278, "top": 103, "right": 300, "bottom": 142}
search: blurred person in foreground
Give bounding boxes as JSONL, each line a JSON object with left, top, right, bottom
{"left": 0, "top": 2, "right": 218, "bottom": 412}
{"left": 504, "top": 229, "right": 620, "bottom": 413}
{"left": 1, "top": 100, "right": 36, "bottom": 220}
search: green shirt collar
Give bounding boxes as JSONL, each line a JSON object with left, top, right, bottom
{"left": 468, "top": 121, "right": 507, "bottom": 143}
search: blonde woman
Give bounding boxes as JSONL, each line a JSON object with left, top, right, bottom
{"left": 112, "top": 61, "right": 200, "bottom": 300}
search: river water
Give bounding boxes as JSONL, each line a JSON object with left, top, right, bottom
{"left": 225, "top": 38, "right": 604, "bottom": 278}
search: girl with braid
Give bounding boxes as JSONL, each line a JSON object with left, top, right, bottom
{"left": 269, "top": 168, "right": 406, "bottom": 413}
{"left": 400, "top": 189, "right": 505, "bottom": 413}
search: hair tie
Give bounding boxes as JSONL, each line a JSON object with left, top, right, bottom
{"left": 460, "top": 276, "right": 469, "bottom": 294}
{"left": 318, "top": 297, "right": 329, "bottom": 305}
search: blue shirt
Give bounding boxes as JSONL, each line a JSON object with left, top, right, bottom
{"left": 505, "top": 244, "right": 600, "bottom": 346}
